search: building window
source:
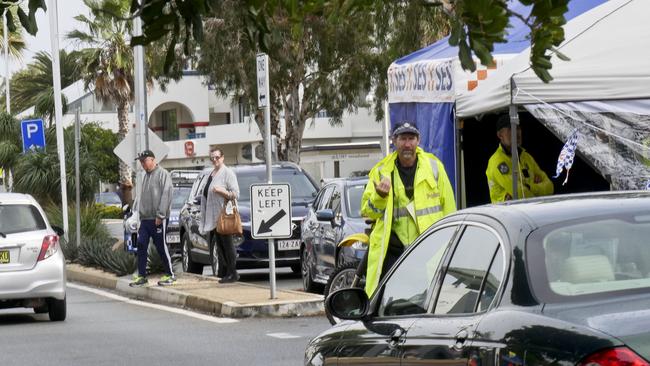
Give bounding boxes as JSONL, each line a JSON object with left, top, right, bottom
{"left": 161, "top": 109, "right": 179, "bottom": 141}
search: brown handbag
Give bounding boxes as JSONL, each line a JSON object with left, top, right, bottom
{"left": 216, "top": 200, "right": 243, "bottom": 235}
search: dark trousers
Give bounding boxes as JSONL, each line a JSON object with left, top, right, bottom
{"left": 137, "top": 219, "right": 174, "bottom": 277}
{"left": 380, "top": 232, "right": 405, "bottom": 281}
{"left": 212, "top": 231, "right": 238, "bottom": 278}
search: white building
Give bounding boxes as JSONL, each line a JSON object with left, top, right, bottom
{"left": 19, "top": 73, "right": 385, "bottom": 182}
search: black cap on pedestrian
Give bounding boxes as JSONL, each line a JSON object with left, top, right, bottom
{"left": 135, "top": 149, "right": 155, "bottom": 161}
{"left": 495, "top": 114, "right": 512, "bottom": 132}
{"left": 392, "top": 122, "right": 420, "bottom": 137}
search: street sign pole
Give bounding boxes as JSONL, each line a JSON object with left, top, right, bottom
{"left": 257, "top": 53, "right": 276, "bottom": 299}
{"left": 74, "top": 109, "right": 81, "bottom": 248}
{"left": 49, "top": 0, "right": 69, "bottom": 241}
{"left": 3, "top": 9, "right": 10, "bottom": 113}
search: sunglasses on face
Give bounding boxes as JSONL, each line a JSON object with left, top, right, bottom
{"left": 210, "top": 155, "right": 222, "bottom": 161}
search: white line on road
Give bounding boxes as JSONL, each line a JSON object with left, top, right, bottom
{"left": 267, "top": 332, "right": 301, "bottom": 339}
{"left": 68, "top": 282, "right": 239, "bottom": 324}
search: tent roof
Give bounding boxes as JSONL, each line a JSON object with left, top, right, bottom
{"left": 393, "top": 0, "right": 606, "bottom": 66}
{"left": 456, "top": 0, "right": 650, "bottom": 118}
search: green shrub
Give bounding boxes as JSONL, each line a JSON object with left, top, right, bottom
{"left": 44, "top": 202, "right": 110, "bottom": 241}
{"left": 95, "top": 204, "right": 123, "bottom": 219}
{"left": 76, "top": 236, "right": 137, "bottom": 276}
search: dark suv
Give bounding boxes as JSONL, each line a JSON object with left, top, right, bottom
{"left": 166, "top": 170, "right": 201, "bottom": 255}
{"left": 179, "top": 162, "right": 319, "bottom": 275}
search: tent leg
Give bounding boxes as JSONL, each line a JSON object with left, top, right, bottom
{"left": 509, "top": 104, "right": 520, "bottom": 200}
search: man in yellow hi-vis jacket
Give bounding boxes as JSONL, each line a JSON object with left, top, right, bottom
{"left": 361, "top": 122, "right": 456, "bottom": 296}
{"left": 486, "top": 115, "right": 554, "bottom": 203}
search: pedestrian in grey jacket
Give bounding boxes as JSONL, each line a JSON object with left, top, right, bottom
{"left": 200, "top": 147, "right": 240, "bottom": 283}
{"left": 129, "top": 150, "right": 176, "bottom": 287}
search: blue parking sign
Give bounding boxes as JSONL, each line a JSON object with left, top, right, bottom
{"left": 21, "top": 119, "right": 46, "bottom": 153}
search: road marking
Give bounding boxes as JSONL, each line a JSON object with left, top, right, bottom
{"left": 267, "top": 332, "right": 301, "bottom": 339}
{"left": 68, "top": 283, "right": 239, "bottom": 324}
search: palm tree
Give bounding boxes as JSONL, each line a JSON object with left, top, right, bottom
{"left": 10, "top": 50, "right": 80, "bottom": 123}
{"left": 0, "top": 6, "right": 27, "bottom": 112}
{"left": 67, "top": 0, "right": 134, "bottom": 185}
{"left": 0, "top": 111, "right": 20, "bottom": 190}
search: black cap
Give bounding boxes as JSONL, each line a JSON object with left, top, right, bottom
{"left": 496, "top": 114, "right": 513, "bottom": 132}
{"left": 135, "top": 149, "right": 155, "bottom": 161}
{"left": 392, "top": 122, "right": 420, "bottom": 137}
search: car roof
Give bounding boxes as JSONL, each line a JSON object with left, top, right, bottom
{"left": 0, "top": 193, "right": 37, "bottom": 205}
{"left": 230, "top": 162, "right": 305, "bottom": 172}
{"left": 459, "top": 191, "right": 650, "bottom": 228}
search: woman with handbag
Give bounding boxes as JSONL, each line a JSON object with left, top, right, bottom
{"left": 199, "top": 147, "right": 241, "bottom": 283}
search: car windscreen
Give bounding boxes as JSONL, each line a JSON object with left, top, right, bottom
{"left": 172, "top": 187, "right": 192, "bottom": 209}
{"left": 528, "top": 213, "right": 650, "bottom": 302}
{"left": 0, "top": 204, "right": 47, "bottom": 235}
{"left": 346, "top": 183, "right": 366, "bottom": 218}
{"left": 236, "top": 169, "right": 317, "bottom": 202}
{"left": 96, "top": 192, "right": 121, "bottom": 205}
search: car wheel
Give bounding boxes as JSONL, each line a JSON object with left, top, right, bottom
{"left": 47, "top": 297, "right": 66, "bottom": 322}
{"left": 324, "top": 263, "right": 362, "bottom": 325}
{"left": 290, "top": 263, "right": 301, "bottom": 274}
{"left": 210, "top": 236, "right": 219, "bottom": 277}
{"left": 182, "top": 233, "right": 202, "bottom": 274}
{"left": 301, "top": 246, "right": 321, "bottom": 293}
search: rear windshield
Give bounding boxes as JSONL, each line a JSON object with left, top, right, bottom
{"left": 236, "top": 169, "right": 317, "bottom": 201}
{"left": 528, "top": 213, "right": 650, "bottom": 302}
{"left": 346, "top": 183, "right": 366, "bottom": 218}
{"left": 0, "top": 204, "right": 47, "bottom": 235}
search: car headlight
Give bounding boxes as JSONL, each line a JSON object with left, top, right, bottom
{"left": 232, "top": 234, "right": 244, "bottom": 246}
{"left": 351, "top": 241, "right": 367, "bottom": 250}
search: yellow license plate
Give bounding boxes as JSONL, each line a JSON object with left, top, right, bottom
{"left": 0, "top": 250, "right": 9, "bottom": 264}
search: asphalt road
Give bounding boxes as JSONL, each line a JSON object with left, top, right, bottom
{"left": 0, "top": 284, "right": 331, "bottom": 366}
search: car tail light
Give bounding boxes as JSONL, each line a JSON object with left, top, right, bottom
{"left": 37, "top": 235, "right": 59, "bottom": 261}
{"left": 579, "top": 347, "right": 650, "bottom": 366}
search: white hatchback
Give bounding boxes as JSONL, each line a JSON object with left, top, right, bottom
{"left": 0, "top": 193, "right": 66, "bottom": 321}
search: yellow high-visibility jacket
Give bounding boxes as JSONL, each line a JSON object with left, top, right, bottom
{"left": 361, "top": 147, "right": 456, "bottom": 296}
{"left": 486, "top": 144, "right": 554, "bottom": 203}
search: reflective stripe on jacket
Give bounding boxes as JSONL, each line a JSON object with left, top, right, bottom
{"left": 486, "top": 144, "right": 554, "bottom": 203}
{"left": 361, "top": 147, "right": 456, "bottom": 296}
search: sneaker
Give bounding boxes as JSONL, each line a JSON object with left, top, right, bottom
{"left": 218, "top": 274, "right": 240, "bottom": 284}
{"left": 129, "top": 276, "right": 148, "bottom": 287}
{"left": 157, "top": 275, "right": 177, "bottom": 286}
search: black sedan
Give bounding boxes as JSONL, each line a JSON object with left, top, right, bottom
{"left": 306, "top": 191, "right": 650, "bottom": 365}
{"left": 300, "top": 177, "right": 368, "bottom": 293}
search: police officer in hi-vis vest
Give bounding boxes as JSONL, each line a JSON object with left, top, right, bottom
{"left": 486, "top": 114, "right": 554, "bottom": 203}
{"left": 361, "top": 122, "right": 456, "bottom": 296}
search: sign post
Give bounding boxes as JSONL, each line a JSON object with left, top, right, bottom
{"left": 256, "top": 53, "right": 278, "bottom": 298}
{"left": 20, "top": 119, "right": 46, "bottom": 152}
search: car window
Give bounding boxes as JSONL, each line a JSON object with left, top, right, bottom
{"left": 378, "top": 226, "right": 457, "bottom": 317}
{"left": 191, "top": 173, "right": 208, "bottom": 198}
{"left": 433, "top": 225, "right": 501, "bottom": 315}
{"left": 316, "top": 186, "right": 334, "bottom": 211}
{"left": 346, "top": 183, "right": 365, "bottom": 218}
{"left": 96, "top": 192, "right": 121, "bottom": 205}
{"left": 534, "top": 215, "right": 650, "bottom": 299}
{"left": 0, "top": 204, "right": 47, "bottom": 234}
{"left": 327, "top": 188, "right": 342, "bottom": 214}
{"left": 235, "top": 168, "right": 317, "bottom": 202}
{"left": 172, "top": 187, "right": 192, "bottom": 209}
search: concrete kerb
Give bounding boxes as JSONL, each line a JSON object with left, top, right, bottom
{"left": 66, "top": 264, "right": 324, "bottom": 318}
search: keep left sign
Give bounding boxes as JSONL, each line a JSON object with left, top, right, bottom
{"left": 21, "top": 119, "right": 46, "bottom": 153}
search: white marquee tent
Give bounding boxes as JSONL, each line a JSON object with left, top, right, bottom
{"left": 456, "top": 0, "right": 650, "bottom": 190}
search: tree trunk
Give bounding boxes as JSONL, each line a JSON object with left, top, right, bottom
{"left": 117, "top": 100, "right": 132, "bottom": 185}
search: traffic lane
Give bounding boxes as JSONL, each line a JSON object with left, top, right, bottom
{"left": 0, "top": 285, "right": 331, "bottom": 366}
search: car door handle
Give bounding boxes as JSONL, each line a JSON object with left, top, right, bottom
{"left": 387, "top": 328, "right": 405, "bottom": 349}
{"left": 453, "top": 329, "right": 469, "bottom": 350}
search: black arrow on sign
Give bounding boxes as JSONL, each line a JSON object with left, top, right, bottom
{"left": 257, "top": 209, "right": 287, "bottom": 235}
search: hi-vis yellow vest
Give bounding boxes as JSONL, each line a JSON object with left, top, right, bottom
{"left": 486, "top": 144, "right": 554, "bottom": 203}
{"left": 361, "top": 147, "right": 456, "bottom": 296}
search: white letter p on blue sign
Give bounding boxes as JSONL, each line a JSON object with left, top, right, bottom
{"left": 21, "top": 119, "right": 46, "bottom": 153}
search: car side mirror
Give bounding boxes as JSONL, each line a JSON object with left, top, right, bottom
{"left": 326, "top": 288, "right": 369, "bottom": 321}
{"left": 316, "top": 209, "right": 335, "bottom": 222}
{"left": 52, "top": 225, "right": 65, "bottom": 236}
{"left": 193, "top": 195, "right": 202, "bottom": 205}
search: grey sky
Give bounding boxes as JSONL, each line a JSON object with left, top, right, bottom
{"left": 4, "top": 0, "right": 90, "bottom": 75}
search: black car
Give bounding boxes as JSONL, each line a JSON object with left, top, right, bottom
{"left": 300, "top": 177, "right": 368, "bottom": 293}
{"left": 306, "top": 191, "right": 650, "bottom": 365}
{"left": 179, "top": 162, "right": 319, "bottom": 275}
{"left": 166, "top": 170, "right": 201, "bottom": 255}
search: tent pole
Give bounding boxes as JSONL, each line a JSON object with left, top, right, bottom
{"left": 509, "top": 78, "right": 520, "bottom": 200}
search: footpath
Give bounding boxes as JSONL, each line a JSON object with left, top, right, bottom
{"left": 66, "top": 263, "right": 324, "bottom": 318}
